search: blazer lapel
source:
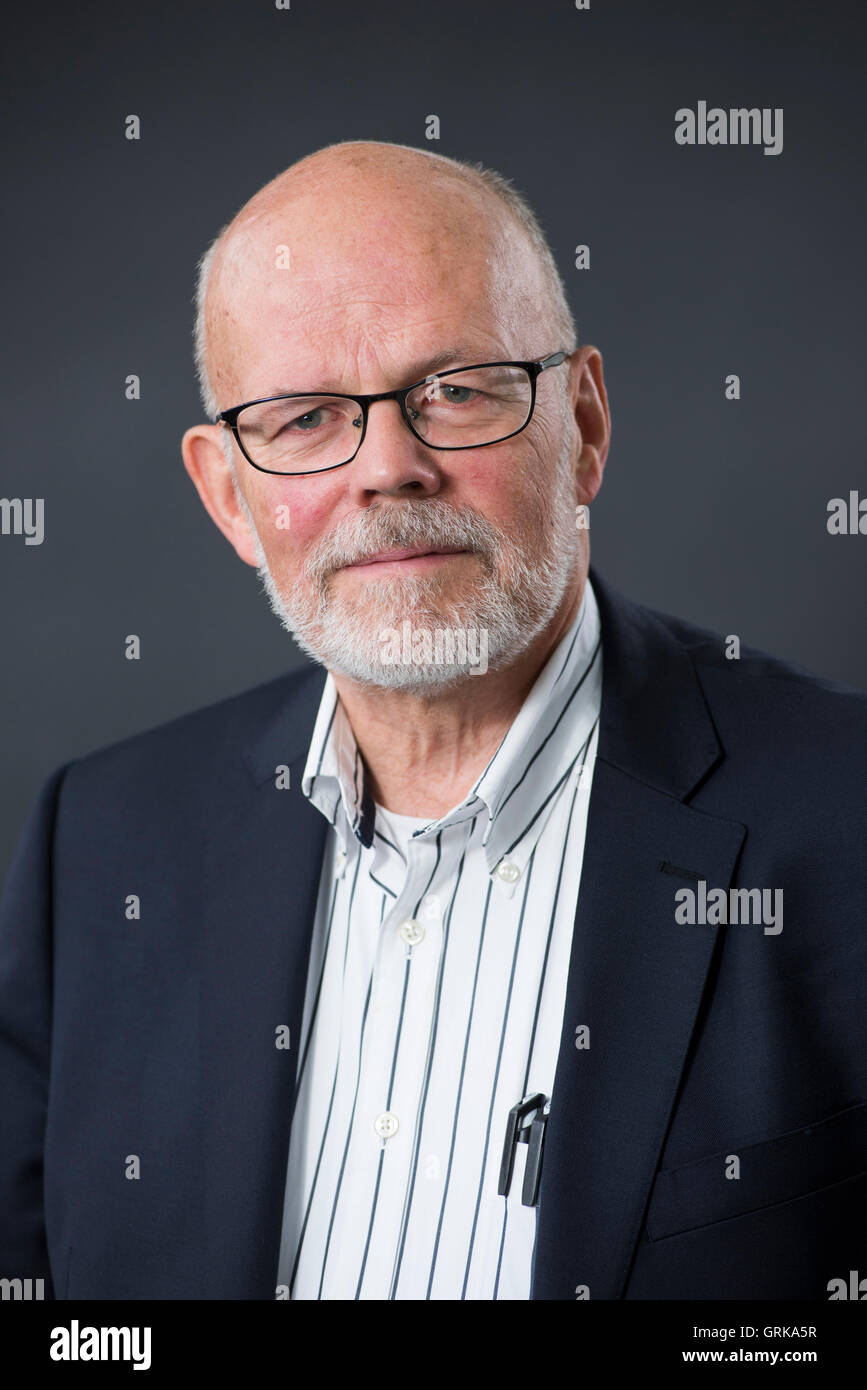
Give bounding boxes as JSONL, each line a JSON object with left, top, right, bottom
{"left": 197, "top": 667, "right": 328, "bottom": 1298}
{"left": 531, "top": 571, "right": 746, "bottom": 1299}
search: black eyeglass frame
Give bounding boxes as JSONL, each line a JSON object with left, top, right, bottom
{"left": 217, "top": 350, "right": 570, "bottom": 477}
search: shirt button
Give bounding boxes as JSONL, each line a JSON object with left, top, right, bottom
{"left": 335, "top": 848, "right": 347, "bottom": 878}
{"left": 495, "top": 859, "right": 521, "bottom": 883}
{"left": 399, "top": 918, "right": 425, "bottom": 946}
{"left": 374, "top": 1111, "right": 399, "bottom": 1139}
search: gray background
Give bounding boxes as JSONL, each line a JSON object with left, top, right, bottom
{"left": 1, "top": 0, "right": 864, "bottom": 886}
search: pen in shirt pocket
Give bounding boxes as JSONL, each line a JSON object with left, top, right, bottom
{"left": 498, "top": 1093, "right": 550, "bottom": 1207}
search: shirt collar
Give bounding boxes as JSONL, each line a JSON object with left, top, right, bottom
{"left": 301, "top": 577, "right": 603, "bottom": 871}
{"left": 301, "top": 681, "right": 376, "bottom": 849}
{"left": 470, "top": 577, "right": 602, "bottom": 874}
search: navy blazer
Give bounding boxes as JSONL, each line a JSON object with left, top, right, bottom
{"left": 1, "top": 568, "right": 865, "bottom": 1300}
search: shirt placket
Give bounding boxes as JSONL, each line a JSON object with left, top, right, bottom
{"left": 346, "top": 825, "right": 448, "bottom": 1297}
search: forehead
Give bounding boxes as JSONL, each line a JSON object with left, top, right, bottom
{"left": 207, "top": 182, "right": 541, "bottom": 402}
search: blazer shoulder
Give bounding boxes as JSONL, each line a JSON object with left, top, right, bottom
{"left": 591, "top": 569, "right": 867, "bottom": 726}
{"left": 648, "top": 602, "right": 867, "bottom": 707}
{"left": 636, "top": 601, "right": 867, "bottom": 785}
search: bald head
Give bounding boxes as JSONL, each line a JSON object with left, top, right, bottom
{"left": 193, "top": 141, "right": 576, "bottom": 420}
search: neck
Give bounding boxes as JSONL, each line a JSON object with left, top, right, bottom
{"left": 330, "top": 565, "right": 588, "bottom": 819}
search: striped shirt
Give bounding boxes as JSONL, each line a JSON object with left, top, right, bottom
{"left": 276, "top": 577, "right": 603, "bottom": 1299}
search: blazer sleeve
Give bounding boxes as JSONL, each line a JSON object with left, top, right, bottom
{"left": 0, "top": 764, "right": 70, "bottom": 1297}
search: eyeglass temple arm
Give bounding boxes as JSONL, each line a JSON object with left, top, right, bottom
{"left": 536, "top": 350, "right": 569, "bottom": 373}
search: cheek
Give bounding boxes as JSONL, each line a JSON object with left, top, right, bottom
{"left": 249, "top": 479, "right": 337, "bottom": 559}
{"left": 452, "top": 449, "right": 547, "bottom": 532}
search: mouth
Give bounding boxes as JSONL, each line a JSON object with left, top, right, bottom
{"left": 340, "top": 546, "right": 471, "bottom": 574}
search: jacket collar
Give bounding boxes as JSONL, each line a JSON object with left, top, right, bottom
{"left": 587, "top": 565, "right": 723, "bottom": 798}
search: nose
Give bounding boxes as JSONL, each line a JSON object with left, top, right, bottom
{"left": 345, "top": 396, "right": 443, "bottom": 502}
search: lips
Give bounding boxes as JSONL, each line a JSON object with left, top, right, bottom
{"left": 345, "top": 546, "right": 467, "bottom": 567}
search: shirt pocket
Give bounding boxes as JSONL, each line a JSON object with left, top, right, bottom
{"left": 645, "top": 1099, "right": 867, "bottom": 1242}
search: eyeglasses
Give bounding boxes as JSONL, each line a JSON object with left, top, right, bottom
{"left": 217, "top": 350, "right": 570, "bottom": 476}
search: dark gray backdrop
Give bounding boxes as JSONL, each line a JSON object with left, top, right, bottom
{"left": 2, "top": 0, "right": 864, "bottom": 886}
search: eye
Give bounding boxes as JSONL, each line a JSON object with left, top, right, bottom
{"left": 424, "top": 380, "right": 476, "bottom": 405}
{"left": 287, "top": 407, "right": 327, "bottom": 431}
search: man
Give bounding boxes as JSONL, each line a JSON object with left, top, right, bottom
{"left": 1, "top": 141, "right": 865, "bottom": 1301}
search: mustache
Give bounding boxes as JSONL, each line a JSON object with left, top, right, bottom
{"left": 304, "top": 500, "right": 501, "bottom": 587}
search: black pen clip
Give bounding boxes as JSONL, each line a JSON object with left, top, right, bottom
{"left": 498, "top": 1092, "right": 550, "bottom": 1207}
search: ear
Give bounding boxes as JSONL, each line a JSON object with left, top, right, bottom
{"left": 181, "top": 423, "right": 261, "bottom": 568}
{"left": 567, "top": 346, "right": 611, "bottom": 505}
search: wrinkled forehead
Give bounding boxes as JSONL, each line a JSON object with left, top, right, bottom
{"left": 206, "top": 182, "right": 545, "bottom": 404}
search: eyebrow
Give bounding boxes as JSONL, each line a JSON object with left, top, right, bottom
{"left": 263, "top": 346, "right": 484, "bottom": 398}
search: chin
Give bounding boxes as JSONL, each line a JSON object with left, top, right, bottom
{"left": 329, "top": 575, "right": 473, "bottom": 627}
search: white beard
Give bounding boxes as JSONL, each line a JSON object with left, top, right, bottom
{"left": 232, "top": 436, "right": 580, "bottom": 693}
